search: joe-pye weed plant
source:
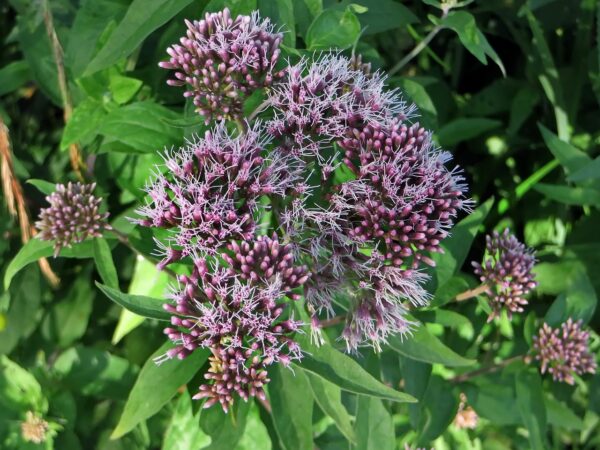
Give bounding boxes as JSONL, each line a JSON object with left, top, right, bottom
{"left": 1, "top": 0, "right": 599, "bottom": 449}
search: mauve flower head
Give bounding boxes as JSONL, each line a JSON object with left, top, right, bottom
{"left": 193, "top": 345, "right": 270, "bottom": 413}
{"left": 36, "top": 182, "right": 110, "bottom": 256}
{"left": 531, "top": 319, "right": 596, "bottom": 384}
{"left": 472, "top": 229, "right": 537, "bottom": 321}
{"left": 159, "top": 235, "right": 307, "bottom": 410}
{"left": 159, "top": 8, "right": 283, "bottom": 123}
{"left": 267, "top": 54, "right": 412, "bottom": 159}
{"left": 135, "top": 122, "right": 301, "bottom": 267}
{"left": 342, "top": 264, "right": 427, "bottom": 351}
{"left": 332, "top": 118, "right": 470, "bottom": 270}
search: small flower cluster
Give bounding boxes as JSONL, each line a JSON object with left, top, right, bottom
{"left": 160, "top": 235, "right": 309, "bottom": 412}
{"left": 135, "top": 122, "right": 301, "bottom": 267}
{"left": 531, "top": 319, "right": 596, "bottom": 384}
{"left": 159, "top": 8, "right": 283, "bottom": 123}
{"left": 36, "top": 182, "right": 110, "bottom": 256}
{"left": 472, "top": 229, "right": 537, "bottom": 320}
{"left": 453, "top": 393, "right": 478, "bottom": 430}
{"left": 20, "top": 411, "right": 49, "bottom": 444}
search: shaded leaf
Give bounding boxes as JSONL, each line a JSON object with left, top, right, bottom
{"left": 306, "top": 371, "right": 355, "bottom": 443}
{"left": 388, "top": 323, "right": 475, "bottom": 367}
{"left": 436, "top": 117, "right": 501, "bottom": 147}
{"left": 0, "top": 60, "right": 31, "bottom": 96}
{"left": 296, "top": 338, "right": 416, "bottom": 402}
{"left": 96, "top": 282, "right": 170, "bottom": 321}
{"left": 111, "top": 342, "right": 209, "bottom": 438}
{"left": 354, "top": 396, "right": 395, "bottom": 450}
{"left": 85, "top": 0, "right": 196, "bottom": 75}
{"left": 269, "top": 366, "right": 314, "bottom": 450}
{"left": 534, "top": 183, "right": 600, "bottom": 206}
{"left": 93, "top": 238, "right": 118, "bottom": 289}
{"left": 306, "top": 8, "right": 360, "bottom": 50}
{"left": 515, "top": 370, "right": 548, "bottom": 450}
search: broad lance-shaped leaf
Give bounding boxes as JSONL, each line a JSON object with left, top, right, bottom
{"left": 4, "top": 238, "right": 97, "bottom": 290}
{"left": 515, "top": 370, "right": 548, "bottom": 450}
{"left": 111, "top": 342, "right": 209, "bottom": 439}
{"left": 93, "top": 238, "right": 119, "bottom": 288}
{"left": 355, "top": 395, "right": 395, "bottom": 450}
{"left": 295, "top": 337, "right": 416, "bottom": 403}
{"left": 96, "top": 282, "right": 170, "bottom": 321}
{"left": 84, "top": 0, "right": 195, "bottom": 75}
{"left": 305, "top": 371, "right": 356, "bottom": 443}
{"left": 388, "top": 321, "right": 475, "bottom": 367}
{"left": 538, "top": 123, "right": 590, "bottom": 174}
{"left": 269, "top": 365, "right": 314, "bottom": 450}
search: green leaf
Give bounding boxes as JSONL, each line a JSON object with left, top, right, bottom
{"left": 4, "top": 238, "right": 96, "bottom": 290}
{"left": 111, "top": 342, "right": 209, "bottom": 439}
{"left": 0, "top": 266, "right": 41, "bottom": 355}
{"left": 269, "top": 366, "right": 314, "bottom": 450}
{"left": 26, "top": 179, "right": 56, "bottom": 195}
{"left": 543, "top": 265, "right": 597, "bottom": 325}
{"left": 0, "top": 60, "right": 31, "bottom": 96}
{"left": 235, "top": 401, "right": 272, "bottom": 450}
{"left": 258, "top": 0, "right": 296, "bottom": 47}
{"left": 354, "top": 395, "right": 395, "bottom": 450}
{"left": 416, "top": 376, "right": 459, "bottom": 444}
{"left": 109, "top": 72, "right": 143, "bottom": 105}
{"left": 567, "top": 155, "right": 600, "bottom": 183}
{"left": 325, "top": 0, "right": 418, "bottom": 35}
{"left": 113, "top": 256, "right": 170, "bottom": 344}
{"left": 0, "top": 355, "right": 46, "bottom": 415}
{"left": 295, "top": 338, "right": 415, "bottom": 402}
{"left": 463, "top": 376, "right": 521, "bottom": 425}
{"left": 93, "top": 238, "right": 118, "bottom": 289}
{"left": 431, "top": 197, "right": 494, "bottom": 291}
{"left": 436, "top": 117, "right": 502, "bottom": 147}
{"left": 60, "top": 98, "right": 107, "bottom": 151}
{"left": 538, "top": 124, "right": 590, "bottom": 174}
{"left": 306, "top": 8, "right": 360, "bottom": 50}
{"left": 98, "top": 101, "right": 182, "bottom": 153}
{"left": 41, "top": 266, "right": 94, "bottom": 348}
{"left": 65, "top": 0, "right": 129, "bottom": 77}
{"left": 388, "top": 323, "right": 475, "bottom": 367}
{"left": 534, "top": 183, "right": 600, "bottom": 206}
{"left": 545, "top": 396, "right": 584, "bottom": 430}
{"left": 200, "top": 398, "right": 251, "bottom": 450}
{"left": 95, "top": 282, "right": 170, "bottom": 321}
{"left": 84, "top": 0, "right": 196, "bottom": 75}
{"left": 163, "top": 392, "right": 211, "bottom": 450}
{"left": 400, "top": 357, "right": 431, "bottom": 428}
{"left": 53, "top": 346, "right": 138, "bottom": 400}
{"left": 305, "top": 371, "right": 355, "bottom": 443}
{"left": 515, "top": 370, "right": 548, "bottom": 450}
{"left": 508, "top": 87, "right": 541, "bottom": 135}
{"left": 440, "top": 11, "right": 505, "bottom": 76}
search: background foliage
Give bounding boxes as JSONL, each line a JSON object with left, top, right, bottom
{"left": 1, "top": 0, "right": 599, "bottom": 448}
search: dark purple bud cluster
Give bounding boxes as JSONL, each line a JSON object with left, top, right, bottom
{"left": 333, "top": 119, "right": 469, "bottom": 269}
{"left": 531, "top": 319, "right": 596, "bottom": 384}
{"left": 160, "top": 235, "right": 307, "bottom": 411}
{"left": 159, "top": 8, "right": 283, "bottom": 123}
{"left": 223, "top": 233, "right": 310, "bottom": 296}
{"left": 472, "top": 229, "right": 537, "bottom": 320}
{"left": 194, "top": 346, "right": 270, "bottom": 413}
{"left": 135, "top": 123, "right": 301, "bottom": 267}
{"left": 36, "top": 182, "right": 110, "bottom": 256}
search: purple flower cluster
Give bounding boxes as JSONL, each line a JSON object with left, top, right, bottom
{"left": 159, "top": 8, "right": 283, "bottom": 123}
{"left": 531, "top": 319, "right": 596, "bottom": 384}
{"left": 160, "top": 235, "right": 308, "bottom": 411}
{"left": 267, "top": 54, "right": 412, "bottom": 159}
{"left": 264, "top": 54, "right": 470, "bottom": 350}
{"left": 36, "top": 182, "right": 110, "bottom": 256}
{"left": 152, "top": 18, "right": 471, "bottom": 374}
{"left": 472, "top": 229, "right": 537, "bottom": 320}
{"left": 135, "top": 122, "right": 301, "bottom": 267}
